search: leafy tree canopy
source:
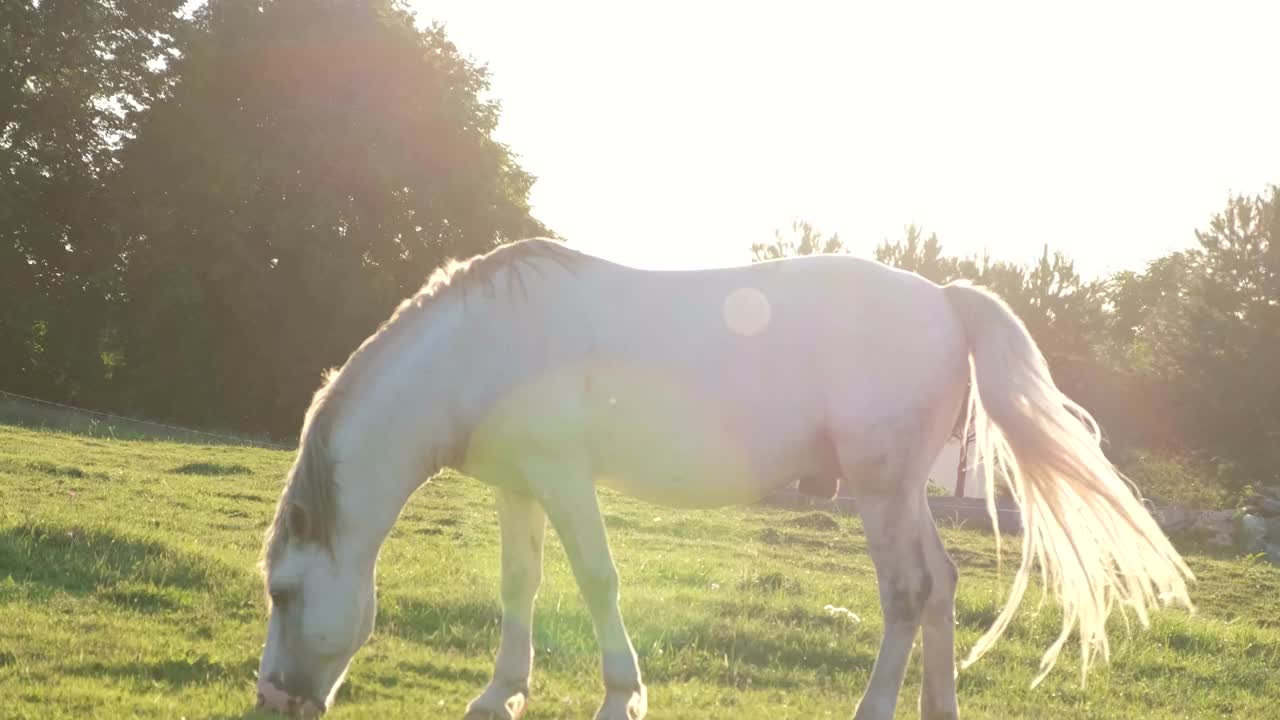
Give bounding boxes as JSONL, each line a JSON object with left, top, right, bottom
{"left": 1, "top": 0, "right": 185, "bottom": 400}
{"left": 113, "top": 0, "right": 545, "bottom": 436}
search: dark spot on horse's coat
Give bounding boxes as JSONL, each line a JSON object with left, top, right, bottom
{"left": 914, "top": 538, "right": 933, "bottom": 602}
{"left": 888, "top": 582, "right": 928, "bottom": 623}
{"left": 938, "top": 554, "right": 960, "bottom": 588}
{"left": 885, "top": 540, "right": 933, "bottom": 623}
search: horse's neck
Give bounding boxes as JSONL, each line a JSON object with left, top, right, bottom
{"left": 325, "top": 303, "right": 496, "bottom": 557}
{"left": 329, "top": 440, "right": 445, "bottom": 562}
{"left": 327, "top": 271, "right": 576, "bottom": 555}
{"left": 325, "top": 383, "right": 454, "bottom": 559}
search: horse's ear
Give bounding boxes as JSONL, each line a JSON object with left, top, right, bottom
{"left": 287, "top": 502, "right": 310, "bottom": 541}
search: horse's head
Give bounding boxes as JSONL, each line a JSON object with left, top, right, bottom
{"left": 256, "top": 499, "right": 376, "bottom": 717}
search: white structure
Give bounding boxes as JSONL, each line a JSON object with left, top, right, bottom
{"left": 927, "top": 437, "right": 986, "bottom": 498}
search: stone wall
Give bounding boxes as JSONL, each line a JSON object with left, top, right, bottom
{"left": 766, "top": 485, "right": 1280, "bottom": 565}
{"left": 1150, "top": 486, "right": 1280, "bottom": 563}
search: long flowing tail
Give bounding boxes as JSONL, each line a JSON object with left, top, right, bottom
{"left": 942, "top": 281, "right": 1194, "bottom": 686}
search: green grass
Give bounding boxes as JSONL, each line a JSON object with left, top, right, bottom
{"left": 1, "top": 423, "right": 1278, "bottom": 719}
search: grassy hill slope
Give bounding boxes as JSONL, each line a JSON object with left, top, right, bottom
{"left": 1, "top": 423, "right": 1278, "bottom": 719}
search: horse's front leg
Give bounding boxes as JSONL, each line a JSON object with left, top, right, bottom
{"left": 525, "top": 456, "right": 647, "bottom": 720}
{"left": 918, "top": 513, "right": 960, "bottom": 720}
{"left": 466, "top": 489, "right": 546, "bottom": 720}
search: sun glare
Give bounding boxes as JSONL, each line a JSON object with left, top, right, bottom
{"left": 415, "top": 0, "right": 1279, "bottom": 276}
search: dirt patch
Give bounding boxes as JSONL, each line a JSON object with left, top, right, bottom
{"left": 171, "top": 462, "right": 252, "bottom": 476}
{"left": 790, "top": 512, "right": 840, "bottom": 532}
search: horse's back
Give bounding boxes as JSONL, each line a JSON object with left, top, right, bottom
{"left": 578, "top": 253, "right": 962, "bottom": 409}
{"left": 555, "top": 254, "right": 967, "bottom": 505}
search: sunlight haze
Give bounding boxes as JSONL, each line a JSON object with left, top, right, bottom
{"left": 412, "top": 0, "right": 1279, "bottom": 277}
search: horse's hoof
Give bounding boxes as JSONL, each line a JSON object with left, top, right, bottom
{"left": 464, "top": 688, "right": 528, "bottom": 720}
{"left": 594, "top": 686, "right": 647, "bottom": 720}
{"left": 463, "top": 707, "right": 523, "bottom": 720}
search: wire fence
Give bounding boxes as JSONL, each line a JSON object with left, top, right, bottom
{"left": 0, "top": 388, "right": 291, "bottom": 451}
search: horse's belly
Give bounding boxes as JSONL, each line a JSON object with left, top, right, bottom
{"left": 593, "top": 442, "right": 767, "bottom": 508}
{"left": 585, "top": 368, "right": 831, "bottom": 508}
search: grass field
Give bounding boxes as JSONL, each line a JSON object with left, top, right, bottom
{"left": 1, "top": 423, "right": 1278, "bottom": 719}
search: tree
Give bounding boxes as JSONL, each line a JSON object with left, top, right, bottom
{"left": 751, "top": 221, "right": 845, "bottom": 261}
{"left": 0, "top": 0, "right": 185, "bottom": 402}
{"left": 873, "top": 225, "right": 956, "bottom": 283}
{"left": 1103, "top": 252, "right": 1197, "bottom": 374}
{"left": 1090, "top": 253, "right": 1199, "bottom": 453}
{"left": 113, "top": 0, "right": 546, "bottom": 437}
{"left": 1176, "top": 188, "right": 1279, "bottom": 484}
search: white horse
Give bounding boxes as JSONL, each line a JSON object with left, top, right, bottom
{"left": 255, "top": 239, "right": 1193, "bottom": 719}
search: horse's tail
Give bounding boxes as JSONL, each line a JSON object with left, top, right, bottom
{"left": 942, "top": 281, "right": 1193, "bottom": 686}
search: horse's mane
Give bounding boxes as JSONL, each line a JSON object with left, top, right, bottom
{"left": 260, "top": 238, "right": 591, "bottom": 579}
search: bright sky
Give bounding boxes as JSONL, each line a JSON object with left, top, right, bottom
{"left": 412, "top": 1, "right": 1280, "bottom": 277}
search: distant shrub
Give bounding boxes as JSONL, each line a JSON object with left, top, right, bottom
{"left": 1121, "top": 451, "right": 1235, "bottom": 510}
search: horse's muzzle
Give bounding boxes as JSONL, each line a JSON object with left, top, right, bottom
{"left": 256, "top": 677, "right": 326, "bottom": 718}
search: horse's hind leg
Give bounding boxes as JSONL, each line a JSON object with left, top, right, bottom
{"left": 851, "top": 483, "right": 960, "bottom": 720}
{"left": 839, "top": 420, "right": 963, "bottom": 720}
{"left": 466, "top": 489, "right": 547, "bottom": 720}
{"left": 838, "top": 355, "right": 966, "bottom": 718}
{"left": 849, "top": 478, "right": 931, "bottom": 720}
